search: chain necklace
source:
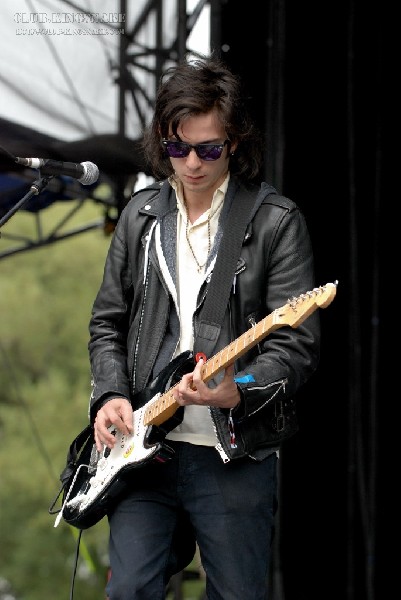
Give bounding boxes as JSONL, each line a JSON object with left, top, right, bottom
{"left": 184, "top": 202, "right": 211, "bottom": 273}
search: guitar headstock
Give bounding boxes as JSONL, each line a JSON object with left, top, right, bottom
{"left": 274, "top": 281, "right": 338, "bottom": 328}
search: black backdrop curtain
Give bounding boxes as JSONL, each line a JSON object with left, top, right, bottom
{"left": 218, "top": 1, "right": 387, "bottom": 599}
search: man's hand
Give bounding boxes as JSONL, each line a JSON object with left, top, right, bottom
{"left": 173, "top": 360, "right": 240, "bottom": 410}
{"left": 94, "top": 397, "right": 133, "bottom": 452}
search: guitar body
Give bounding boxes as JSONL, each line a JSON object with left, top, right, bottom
{"left": 62, "top": 351, "right": 193, "bottom": 530}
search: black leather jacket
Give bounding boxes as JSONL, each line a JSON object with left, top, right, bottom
{"left": 88, "top": 176, "right": 320, "bottom": 462}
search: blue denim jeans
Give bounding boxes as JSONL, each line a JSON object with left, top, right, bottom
{"left": 106, "top": 441, "right": 278, "bottom": 600}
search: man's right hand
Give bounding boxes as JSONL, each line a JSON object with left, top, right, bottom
{"left": 93, "top": 397, "right": 133, "bottom": 452}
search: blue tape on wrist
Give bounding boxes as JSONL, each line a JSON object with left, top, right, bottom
{"left": 234, "top": 374, "right": 255, "bottom": 383}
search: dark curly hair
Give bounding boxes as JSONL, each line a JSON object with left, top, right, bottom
{"left": 142, "top": 54, "right": 263, "bottom": 180}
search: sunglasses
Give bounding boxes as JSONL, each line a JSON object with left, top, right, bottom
{"left": 162, "top": 139, "right": 230, "bottom": 161}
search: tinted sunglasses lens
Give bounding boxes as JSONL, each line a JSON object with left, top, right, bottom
{"left": 164, "top": 142, "right": 190, "bottom": 158}
{"left": 163, "top": 140, "right": 226, "bottom": 160}
{"left": 196, "top": 144, "right": 224, "bottom": 160}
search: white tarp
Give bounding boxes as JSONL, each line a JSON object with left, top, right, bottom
{"left": 0, "top": 0, "right": 210, "bottom": 143}
{"left": 0, "top": 0, "right": 209, "bottom": 256}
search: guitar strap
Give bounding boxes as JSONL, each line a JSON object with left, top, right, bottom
{"left": 193, "top": 178, "right": 274, "bottom": 359}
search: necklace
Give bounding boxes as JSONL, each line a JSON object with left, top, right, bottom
{"left": 184, "top": 202, "right": 211, "bottom": 273}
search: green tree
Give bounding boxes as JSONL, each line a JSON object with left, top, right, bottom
{"left": 0, "top": 202, "right": 110, "bottom": 600}
{"left": 0, "top": 201, "right": 205, "bottom": 600}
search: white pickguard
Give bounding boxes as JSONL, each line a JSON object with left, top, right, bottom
{"left": 64, "top": 399, "right": 162, "bottom": 515}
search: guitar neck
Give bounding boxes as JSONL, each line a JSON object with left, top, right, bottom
{"left": 143, "top": 282, "right": 337, "bottom": 427}
{"left": 203, "top": 312, "right": 277, "bottom": 381}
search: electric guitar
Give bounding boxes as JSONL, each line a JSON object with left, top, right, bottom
{"left": 56, "top": 282, "right": 337, "bottom": 530}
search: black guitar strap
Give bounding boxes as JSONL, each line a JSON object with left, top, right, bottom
{"left": 193, "top": 179, "right": 272, "bottom": 359}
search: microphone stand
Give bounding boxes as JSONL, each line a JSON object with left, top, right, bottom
{"left": 0, "top": 174, "right": 54, "bottom": 232}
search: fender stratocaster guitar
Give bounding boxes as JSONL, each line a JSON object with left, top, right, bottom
{"left": 56, "top": 282, "right": 337, "bottom": 530}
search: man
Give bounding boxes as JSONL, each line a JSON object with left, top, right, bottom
{"left": 89, "top": 55, "right": 320, "bottom": 599}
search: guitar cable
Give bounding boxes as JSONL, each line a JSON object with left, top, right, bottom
{"left": 53, "top": 463, "right": 90, "bottom": 528}
{"left": 69, "top": 529, "right": 83, "bottom": 600}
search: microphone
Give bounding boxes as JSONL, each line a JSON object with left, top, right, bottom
{"left": 15, "top": 157, "right": 99, "bottom": 185}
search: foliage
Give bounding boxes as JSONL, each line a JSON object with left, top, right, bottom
{"left": 0, "top": 202, "right": 111, "bottom": 600}
{"left": 0, "top": 201, "right": 206, "bottom": 600}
